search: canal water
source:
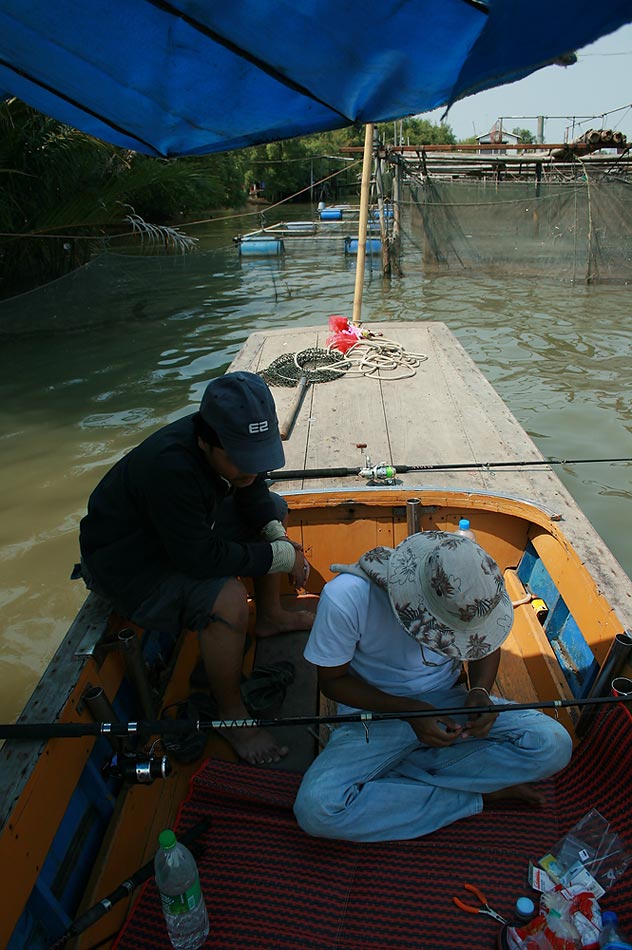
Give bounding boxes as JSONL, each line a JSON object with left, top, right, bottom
{"left": 1, "top": 203, "right": 631, "bottom": 723}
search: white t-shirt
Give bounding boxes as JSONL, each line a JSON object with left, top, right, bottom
{"left": 304, "top": 574, "right": 460, "bottom": 713}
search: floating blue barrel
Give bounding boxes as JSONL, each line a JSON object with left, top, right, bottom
{"left": 320, "top": 209, "right": 343, "bottom": 221}
{"left": 344, "top": 237, "right": 382, "bottom": 255}
{"left": 239, "top": 236, "right": 284, "bottom": 256}
{"left": 371, "top": 207, "right": 394, "bottom": 220}
{"left": 284, "top": 221, "right": 316, "bottom": 233}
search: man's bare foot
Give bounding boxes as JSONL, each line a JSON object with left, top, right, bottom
{"left": 483, "top": 783, "right": 545, "bottom": 808}
{"left": 216, "top": 720, "right": 289, "bottom": 765}
{"left": 254, "top": 607, "right": 315, "bottom": 638}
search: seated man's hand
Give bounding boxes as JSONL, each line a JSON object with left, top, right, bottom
{"left": 462, "top": 687, "right": 498, "bottom": 739}
{"left": 407, "top": 710, "right": 463, "bottom": 747}
{"left": 288, "top": 544, "right": 310, "bottom": 588}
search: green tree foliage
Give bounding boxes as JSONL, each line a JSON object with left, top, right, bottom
{"left": 0, "top": 100, "right": 456, "bottom": 295}
{"left": 512, "top": 127, "right": 536, "bottom": 144}
{"left": 382, "top": 117, "right": 457, "bottom": 146}
{"left": 238, "top": 127, "right": 365, "bottom": 204}
{"left": 0, "top": 99, "right": 243, "bottom": 298}
{"left": 235, "top": 118, "right": 456, "bottom": 204}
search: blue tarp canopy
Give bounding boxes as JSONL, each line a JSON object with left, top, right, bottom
{"left": 0, "top": 1, "right": 630, "bottom": 158}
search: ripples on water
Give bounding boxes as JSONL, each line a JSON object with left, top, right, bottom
{"left": 0, "top": 206, "right": 631, "bottom": 721}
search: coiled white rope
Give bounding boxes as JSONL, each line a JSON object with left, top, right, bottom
{"left": 260, "top": 335, "right": 429, "bottom": 388}
{"left": 331, "top": 336, "right": 429, "bottom": 380}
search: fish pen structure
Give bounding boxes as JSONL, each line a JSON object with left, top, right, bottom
{"left": 399, "top": 146, "right": 632, "bottom": 284}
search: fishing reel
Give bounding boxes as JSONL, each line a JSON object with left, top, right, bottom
{"left": 358, "top": 453, "right": 398, "bottom": 485}
{"left": 102, "top": 749, "right": 171, "bottom": 785}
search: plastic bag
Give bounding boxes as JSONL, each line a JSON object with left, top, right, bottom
{"left": 325, "top": 315, "right": 362, "bottom": 354}
{"left": 539, "top": 810, "right": 632, "bottom": 895}
{"left": 503, "top": 885, "right": 601, "bottom": 950}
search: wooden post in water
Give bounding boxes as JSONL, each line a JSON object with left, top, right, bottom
{"left": 351, "top": 123, "right": 374, "bottom": 326}
{"left": 375, "top": 153, "right": 390, "bottom": 277}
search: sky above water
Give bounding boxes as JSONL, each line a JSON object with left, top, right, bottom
{"left": 421, "top": 22, "right": 632, "bottom": 144}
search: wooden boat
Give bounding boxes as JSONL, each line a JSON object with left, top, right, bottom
{"left": 3, "top": 5, "right": 632, "bottom": 948}
{"left": 2, "top": 321, "right": 632, "bottom": 949}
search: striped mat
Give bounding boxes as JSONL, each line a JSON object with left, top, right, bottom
{"left": 115, "top": 705, "right": 632, "bottom": 949}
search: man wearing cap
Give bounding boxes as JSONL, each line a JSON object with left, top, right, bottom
{"left": 293, "top": 531, "right": 572, "bottom": 841}
{"left": 79, "top": 371, "right": 312, "bottom": 765}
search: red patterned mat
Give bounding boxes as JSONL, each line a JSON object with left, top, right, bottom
{"left": 115, "top": 705, "right": 632, "bottom": 949}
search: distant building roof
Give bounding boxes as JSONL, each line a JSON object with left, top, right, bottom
{"left": 476, "top": 128, "right": 521, "bottom": 145}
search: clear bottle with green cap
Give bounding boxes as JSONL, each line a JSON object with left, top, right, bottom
{"left": 154, "top": 828, "right": 209, "bottom": 949}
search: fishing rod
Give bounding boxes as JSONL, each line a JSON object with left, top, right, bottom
{"left": 268, "top": 456, "right": 632, "bottom": 482}
{"left": 3, "top": 692, "right": 631, "bottom": 742}
{"left": 48, "top": 816, "right": 212, "bottom": 950}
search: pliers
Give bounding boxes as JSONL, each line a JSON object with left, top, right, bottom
{"left": 453, "top": 883, "right": 507, "bottom": 924}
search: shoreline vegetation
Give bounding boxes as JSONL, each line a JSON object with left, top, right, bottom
{"left": 1, "top": 100, "right": 468, "bottom": 299}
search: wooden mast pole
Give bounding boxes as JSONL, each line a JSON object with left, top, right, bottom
{"left": 351, "top": 123, "right": 374, "bottom": 326}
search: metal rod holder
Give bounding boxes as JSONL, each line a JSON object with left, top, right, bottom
{"left": 406, "top": 498, "right": 421, "bottom": 536}
{"left": 575, "top": 631, "right": 632, "bottom": 737}
{"left": 612, "top": 676, "right": 632, "bottom": 696}
{"left": 83, "top": 685, "right": 124, "bottom": 752}
{"left": 118, "top": 628, "right": 155, "bottom": 720}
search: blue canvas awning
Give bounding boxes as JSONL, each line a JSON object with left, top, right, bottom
{"left": 0, "top": 1, "right": 630, "bottom": 158}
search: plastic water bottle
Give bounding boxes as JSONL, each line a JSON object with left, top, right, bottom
{"left": 154, "top": 829, "right": 209, "bottom": 950}
{"left": 456, "top": 518, "right": 476, "bottom": 541}
{"left": 599, "top": 911, "right": 632, "bottom": 949}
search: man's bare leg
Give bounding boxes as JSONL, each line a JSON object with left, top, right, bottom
{"left": 253, "top": 572, "right": 315, "bottom": 638}
{"left": 198, "top": 578, "right": 288, "bottom": 765}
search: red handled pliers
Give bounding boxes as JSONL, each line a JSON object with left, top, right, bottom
{"left": 453, "top": 883, "right": 507, "bottom": 924}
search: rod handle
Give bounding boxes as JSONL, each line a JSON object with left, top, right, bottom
{"left": 279, "top": 375, "right": 308, "bottom": 441}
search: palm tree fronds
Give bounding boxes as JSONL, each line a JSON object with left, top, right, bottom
{"left": 124, "top": 212, "right": 198, "bottom": 253}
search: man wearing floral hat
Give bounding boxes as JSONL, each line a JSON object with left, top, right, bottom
{"left": 294, "top": 531, "right": 572, "bottom": 842}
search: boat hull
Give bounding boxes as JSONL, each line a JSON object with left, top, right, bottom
{"left": 2, "top": 485, "right": 630, "bottom": 948}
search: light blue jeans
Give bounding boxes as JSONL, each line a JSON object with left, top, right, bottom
{"left": 294, "top": 687, "right": 573, "bottom": 842}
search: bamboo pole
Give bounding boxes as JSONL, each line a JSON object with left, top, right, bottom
{"left": 351, "top": 123, "right": 374, "bottom": 326}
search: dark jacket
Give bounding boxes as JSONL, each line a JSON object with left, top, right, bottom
{"left": 79, "top": 414, "right": 277, "bottom": 614}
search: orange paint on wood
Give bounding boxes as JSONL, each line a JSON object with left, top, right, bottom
{"left": 0, "top": 646, "right": 129, "bottom": 947}
{"left": 504, "top": 570, "right": 576, "bottom": 737}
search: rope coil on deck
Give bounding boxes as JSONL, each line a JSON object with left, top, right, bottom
{"left": 341, "top": 337, "right": 428, "bottom": 380}
{"left": 260, "top": 337, "right": 429, "bottom": 386}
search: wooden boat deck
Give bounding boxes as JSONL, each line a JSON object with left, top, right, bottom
{"left": 236, "top": 320, "right": 632, "bottom": 759}
{"left": 232, "top": 321, "right": 632, "bottom": 623}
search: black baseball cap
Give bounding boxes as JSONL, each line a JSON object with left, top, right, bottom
{"left": 199, "top": 371, "right": 284, "bottom": 473}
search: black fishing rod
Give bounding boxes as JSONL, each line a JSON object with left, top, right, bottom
{"left": 267, "top": 456, "right": 632, "bottom": 482}
{"left": 3, "top": 693, "right": 631, "bottom": 742}
{"left": 48, "top": 816, "right": 212, "bottom": 950}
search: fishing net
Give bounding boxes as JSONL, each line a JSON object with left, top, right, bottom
{"left": 0, "top": 251, "right": 215, "bottom": 335}
{"left": 259, "top": 347, "right": 348, "bottom": 387}
{"left": 405, "top": 166, "right": 632, "bottom": 283}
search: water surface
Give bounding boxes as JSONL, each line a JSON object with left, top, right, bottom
{"left": 1, "top": 205, "right": 631, "bottom": 722}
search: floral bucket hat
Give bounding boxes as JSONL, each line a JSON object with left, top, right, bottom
{"left": 332, "top": 531, "right": 513, "bottom": 660}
